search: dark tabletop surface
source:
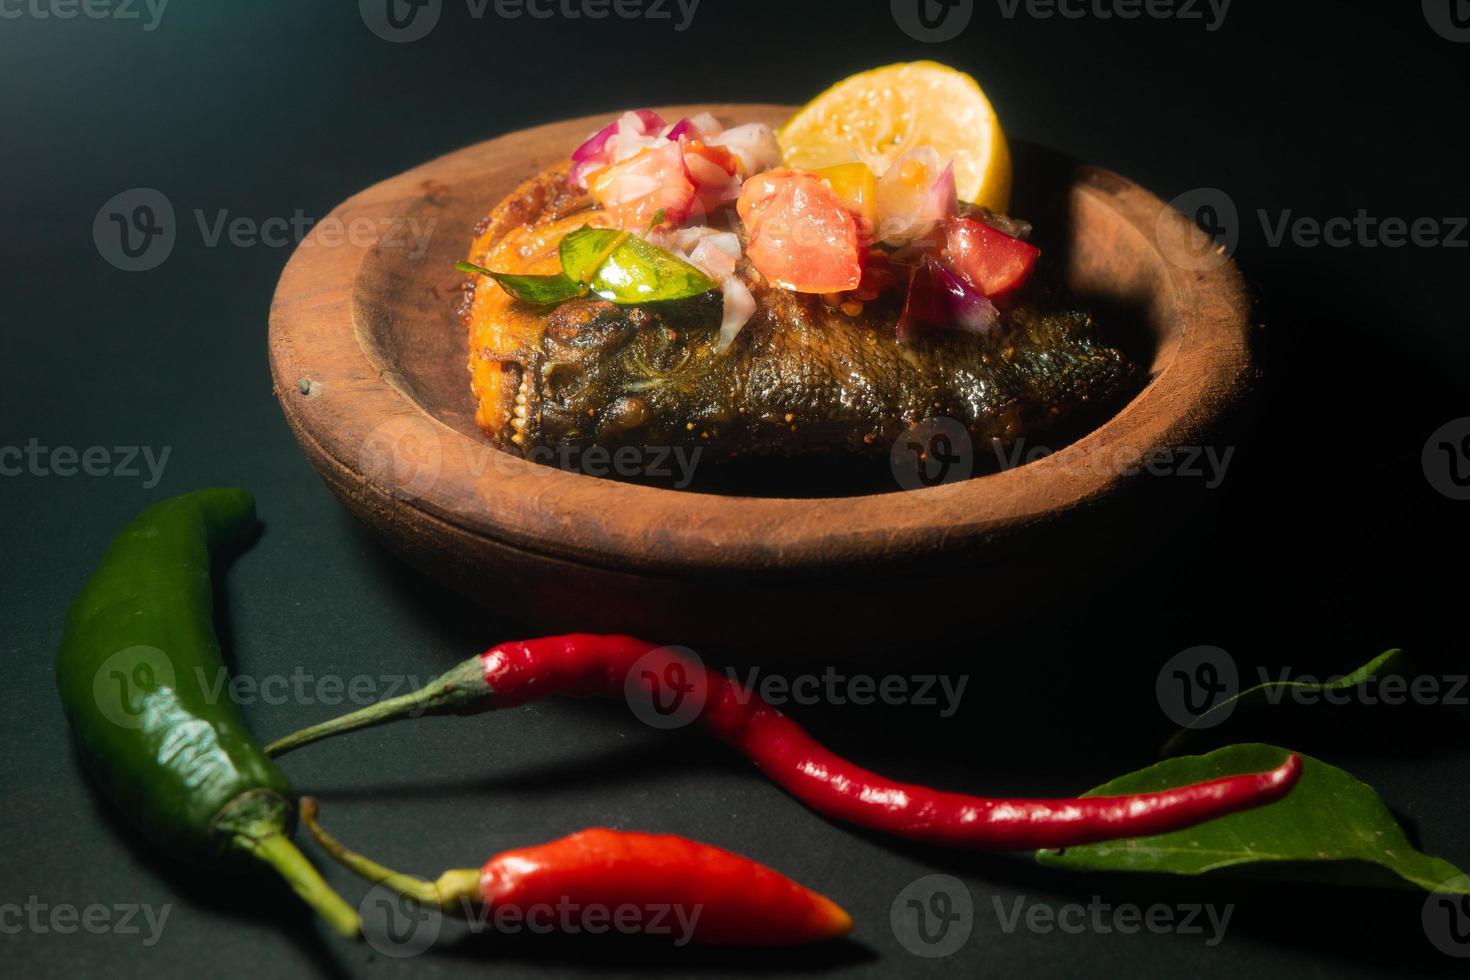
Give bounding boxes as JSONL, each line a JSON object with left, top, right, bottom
{"left": 3, "top": 2, "right": 1468, "bottom": 978}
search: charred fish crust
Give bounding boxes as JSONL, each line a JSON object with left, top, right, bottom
{"left": 531, "top": 299, "right": 639, "bottom": 444}
{"left": 511, "top": 281, "right": 1137, "bottom": 466}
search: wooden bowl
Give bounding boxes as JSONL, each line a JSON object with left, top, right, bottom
{"left": 268, "top": 104, "right": 1253, "bottom": 656}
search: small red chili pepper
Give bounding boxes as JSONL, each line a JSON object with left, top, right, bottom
{"left": 299, "top": 799, "right": 852, "bottom": 946}
{"left": 270, "top": 636, "right": 1303, "bottom": 851}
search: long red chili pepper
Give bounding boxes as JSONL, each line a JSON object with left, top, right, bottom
{"left": 299, "top": 799, "right": 852, "bottom": 946}
{"left": 269, "top": 635, "right": 1303, "bottom": 850}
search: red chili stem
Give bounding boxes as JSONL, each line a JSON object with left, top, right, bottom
{"left": 269, "top": 635, "right": 1303, "bottom": 851}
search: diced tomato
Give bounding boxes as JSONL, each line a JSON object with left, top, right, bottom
{"left": 736, "top": 168, "right": 861, "bottom": 294}
{"left": 735, "top": 169, "right": 789, "bottom": 239}
{"left": 941, "top": 215, "right": 1040, "bottom": 298}
{"left": 588, "top": 141, "right": 697, "bottom": 230}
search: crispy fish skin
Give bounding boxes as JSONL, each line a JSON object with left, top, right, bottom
{"left": 517, "top": 289, "right": 1133, "bottom": 461}
{"left": 464, "top": 168, "right": 1135, "bottom": 463}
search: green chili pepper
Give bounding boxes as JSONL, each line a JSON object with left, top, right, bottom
{"left": 55, "top": 489, "right": 359, "bottom": 937}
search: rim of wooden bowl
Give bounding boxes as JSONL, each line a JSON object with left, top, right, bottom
{"left": 269, "top": 104, "right": 1251, "bottom": 580}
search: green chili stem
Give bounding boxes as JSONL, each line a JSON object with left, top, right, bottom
{"left": 234, "top": 831, "right": 360, "bottom": 938}
{"left": 264, "top": 657, "right": 487, "bottom": 758}
{"left": 264, "top": 689, "right": 433, "bottom": 757}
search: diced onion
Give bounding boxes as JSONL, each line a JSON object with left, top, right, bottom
{"left": 897, "top": 255, "right": 998, "bottom": 343}
{"left": 687, "top": 235, "right": 740, "bottom": 281}
{"left": 689, "top": 112, "right": 723, "bottom": 136}
{"left": 716, "top": 276, "right": 757, "bottom": 353}
{"left": 875, "top": 147, "right": 957, "bottom": 246}
{"left": 569, "top": 110, "right": 667, "bottom": 189}
{"left": 708, "top": 123, "right": 782, "bottom": 175}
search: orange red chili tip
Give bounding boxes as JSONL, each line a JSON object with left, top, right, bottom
{"left": 301, "top": 799, "right": 852, "bottom": 947}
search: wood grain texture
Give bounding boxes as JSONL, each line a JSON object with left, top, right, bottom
{"left": 268, "top": 105, "right": 1254, "bottom": 653}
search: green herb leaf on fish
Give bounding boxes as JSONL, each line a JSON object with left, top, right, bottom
{"left": 559, "top": 226, "right": 716, "bottom": 304}
{"left": 1038, "top": 743, "right": 1470, "bottom": 894}
{"left": 456, "top": 260, "right": 585, "bottom": 306}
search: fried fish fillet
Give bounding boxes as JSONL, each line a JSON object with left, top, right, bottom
{"left": 461, "top": 166, "right": 1136, "bottom": 466}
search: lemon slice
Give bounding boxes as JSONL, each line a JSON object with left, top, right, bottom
{"left": 778, "top": 61, "right": 1012, "bottom": 214}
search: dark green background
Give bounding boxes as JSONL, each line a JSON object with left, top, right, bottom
{"left": 3, "top": 2, "right": 1467, "bottom": 977}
